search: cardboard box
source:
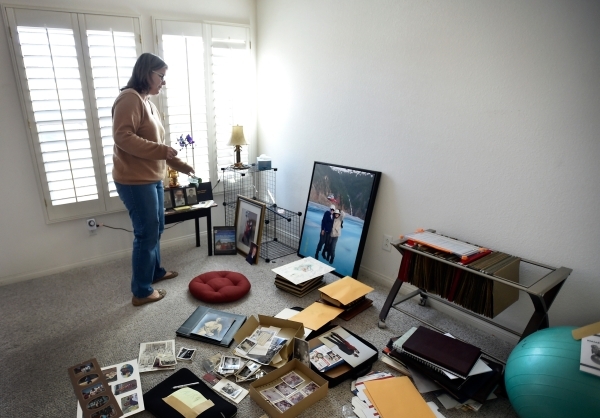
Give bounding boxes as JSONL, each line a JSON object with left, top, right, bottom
{"left": 233, "top": 315, "right": 304, "bottom": 368}
{"left": 250, "top": 359, "right": 328, "bottom": 418}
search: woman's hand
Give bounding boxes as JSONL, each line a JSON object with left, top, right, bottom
{"left": 166, "top": 146, "right": 178, "bottom": 160}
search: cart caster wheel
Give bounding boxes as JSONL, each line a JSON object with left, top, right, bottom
{"left": 265, "top": 258, "right": 271, "bottom": 263}
{"left": 378, "top": 320, "right": 386, "bottom": 329}
{"left": 419, "top": 297, "right": 428, "bottom": 307}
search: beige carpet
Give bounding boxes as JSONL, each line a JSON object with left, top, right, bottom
{"left": 0, "top": 236, "right": 519, "bottom": 417}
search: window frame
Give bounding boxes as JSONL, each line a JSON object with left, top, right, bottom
{"left": 2, "top": 4, "right": 143, "bottom": 223}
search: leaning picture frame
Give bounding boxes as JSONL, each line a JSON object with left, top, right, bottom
{"left": 163, "top": 189, "right": 173, "bottom": 210}
{"left": 297, "top": 161, "right": 381, "bottom": 278}
{"left": 171, "top": 187, "right": 187, "bottom": 208}
{"left": 184, "top": 186, "right": 198, "bottom": 205}
{"left": 213, "top": 226, "right": 237, "bottom": 255}
{"left": 235, "top": 196, "right": 266, "bottom": 257}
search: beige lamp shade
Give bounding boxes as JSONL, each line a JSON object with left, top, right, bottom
{"left": 228, "top": 125, "right": 247, "bottom": 146}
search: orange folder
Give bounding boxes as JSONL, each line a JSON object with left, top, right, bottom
{"left": 364, "top": 376, "right": 435, "bottom": 418}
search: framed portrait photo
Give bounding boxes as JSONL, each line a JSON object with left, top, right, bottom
{"left": 163, "top": 189, "right": 173, "bottom": 210}
{"left": 235, "top": 196, "right": 265, "bottom": 256}
{"left": 184, "top": 186, "right": 198, "bottom": 205}
{"left": 298, "top": 162, "right": 381, "bottom": 278}
{"left": 171, "top": 187, "right": 187, "bottom": 208}
{"left": 213, "top": 226, "right": 237, "bottom": 255}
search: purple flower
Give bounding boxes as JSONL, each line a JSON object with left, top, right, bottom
{"left": 185, "top": 134, "right": 194, "bottom": 145}
{"left": 178, "top": 135, "right": 186, "bottom": 148}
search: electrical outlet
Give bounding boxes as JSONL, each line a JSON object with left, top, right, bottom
{"left": 87, "top": 218, "right": 97, "bottom": 231}
{"left": 382, "top": 234, "right": 392, "bottom": 252}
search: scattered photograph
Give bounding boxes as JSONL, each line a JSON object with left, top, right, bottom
{"left": 260, "top": 387, "right": 284, "bottom": 403}
{"left": 273, "top": 399, "right": 293, "bottom": 413}
{"left": 236, "top": 337, "right": 257, "bottom": 354}
{"left": 318, "top": 326, "right": 377, "bottom": 368}
{"left": 120, "top": 364, "right": 134, "bottom": 378}
{"left": 153, "top": 353, "right": 177, "bottom": 368}
{"left": 245, "top": 336, "right": 288, "bottom": 365}
{"left": 185, "top": 186, "right": 198, "bottom": 205}
{"left": 176, "top": 347, "right": 196, "bottom": 361}
{"left": 163, "top": 189, "right": 173, "bottom": 209}
{"left": 294, "top": 338, "right": 310, "bottom": 367}
{"left": 220, "top": 356, "right": 242, "bottom": 370}
{"left": 121, "top": 393, "right": 140, "bottom": 414}
{"left": 78, "top": 374, "right": 99, "bottom": 386}
{"left": 236, "top": 361, "right": 260, "bottom": 379}
{"left": 114, "top": 379, "right": 137, "bottom": 396}
{"left": 82, "top": 383, "right": 105, "bottom": 399}
{"left": 274, "top": 381, "right": 296, "bottom": 397}
{"left": 310, "top": 344, "right": 344, "bottom": 371}
{"left": 250, "top": 328, "right": 276, "bottom": 346}
{"left": 215, "top": 380, "right": 243, "bottom": 401}
{"left": 74, "top": 362, "right": 94, "bottom": 374}
{"left": 91, "top": 405, "right": 116, "bottom": 418}
{"left": 301, "top": 381, "right": 320, "bottom": 396}
{"left": 288, "top": 390, "right": 306, "bottom": 405}
{"left": 103, "top": 367, "right": 117, "bottom": 383}
{"left": 281, "top": 371, "right": 305, "bottom": 388}
{"left": 86, "top": 395, "right": 109, "bottom": 410}
{"left": 191, "top": 312, "right": 236, "bottom": 341}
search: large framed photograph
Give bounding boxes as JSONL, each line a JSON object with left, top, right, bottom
{"left": 235, "top": 196, "right": 265, "bottom": 256}
{"left": 298, "top": 162, "right": 381, "bottom": 278}
{"left": 214, "top": 226, "right": 237, "bottom": 255}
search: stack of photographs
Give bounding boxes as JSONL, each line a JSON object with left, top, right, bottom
{"left": 137, "top": 340, "right": 177, "bottom": 373}
{"left": 212, "top": 379, "right": 249, "bottom": 404}
{"left": 259, "top": 372, "right": 320, "bottom": 413}
{"left": 275, "top": 275, "right": 324, "bottom": 297}
{"left": 233, "top": 325, "right": 288, "bottom": 365}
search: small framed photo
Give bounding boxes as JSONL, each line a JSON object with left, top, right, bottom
{"left": 246, "top": 242, "right": 259, "bottom": 265}
{"left": 214, "top": 226, "right": 237, "bottom": 255}
{"left": 171, "top": 187, "right": 187, "bottom": 207}
{"left": 235, "top": 196, "right": 265, "bottom": 257}
{"left": 163, "top": 189, "right": 173, "bottom": 209}
{"left": 184, "top": 186, "right": 198, "bottom": 205}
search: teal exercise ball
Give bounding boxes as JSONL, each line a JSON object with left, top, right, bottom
{"left": 505, "top": 326, "right": 600, "bottom": 418}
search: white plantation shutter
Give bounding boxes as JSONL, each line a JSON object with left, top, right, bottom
{"left": 4, "top": 6, "right": 142, "bottom": 221}
{"left": 161, "top": 32, "right": 210, "bottom": 184}
{"left": 155, "top": 20, "right": 251, "bottom": 184}
{"left": 79, "top": 14, "right": 141, "bottom": 209}
{"left": 211, "top": 25, "right": 251, "bottom": 172}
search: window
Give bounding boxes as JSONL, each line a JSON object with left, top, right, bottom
{"left": 154, "top": 20, "right": 253, "bottom": 186}
{"left": 4, "top": 6, "right": 142, "bottom": 221}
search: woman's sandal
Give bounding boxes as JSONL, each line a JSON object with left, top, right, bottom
{"left": 132, "top": 289, "right": 167, "bottom": 306}
{"left": 153, "top": 271, "right": 179, "bottom": 284}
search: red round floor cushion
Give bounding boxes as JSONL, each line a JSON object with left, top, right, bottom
{"left": 189, "top": 271, "right": 251, "bottom": 303}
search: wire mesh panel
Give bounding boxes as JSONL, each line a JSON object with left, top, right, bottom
{"left": 260, "top": 205, "right": 302, "bottom": 262}
{"left": 222, "top": 166, "right": 277, "bottom": 226}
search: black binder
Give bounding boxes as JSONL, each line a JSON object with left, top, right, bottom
{"left": 195, "top": 182, "right": 213, "bottom": 202}
{"left": 143, "top": 368, "right": 237, "bottom": 418}
{"left": 176, "top": 306, "right": 246, "bottom": 347}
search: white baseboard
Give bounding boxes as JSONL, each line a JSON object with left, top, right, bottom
{"left": 0, "top": 234, "right": 196, "bottom": 287}
{"left": 359, "top": 265, "right": 520, "bottom": 345}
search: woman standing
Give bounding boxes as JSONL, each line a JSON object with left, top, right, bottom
{"left": 328, "top": 209, "right": 343, "bottom": 264}
{"left": 112, "top": 53, "right": 194, "bottom": 306}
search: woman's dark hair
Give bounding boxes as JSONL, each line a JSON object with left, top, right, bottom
{"left": 121, "top": 53, "right": 167, "bottom": 94}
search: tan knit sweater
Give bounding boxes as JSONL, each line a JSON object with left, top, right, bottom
{"left": 112, "top": 89, "right": 192, "bottom": 185}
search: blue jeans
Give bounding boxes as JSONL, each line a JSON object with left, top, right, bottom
{"left": 115, "top": 181, "right": 167, "bottom": 298}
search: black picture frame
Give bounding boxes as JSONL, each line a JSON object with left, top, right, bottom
{"left": 297, "top": 161, "right": 381, "bottom": 278}
{"left": 163, "top": 189, "right": 173, "bottom": 209}
{"left": 185, "top": 186, "right": 198, "bottom": 205}
{"left": 172, "top": 187, "right": 187, "bottom": 208}
{"left": 213, "top": 226, "right": 237, "bottom": 255}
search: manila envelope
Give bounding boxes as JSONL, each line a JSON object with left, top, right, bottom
{"left": 364, "top": 376, "right": 435, "bottom": 418}
{"left": 572, "top": 321, "right": 600, "bottom": 340}
{"left": 319, "top": 276, "right": 374, "bottom": 306}
{"left": 289, "top": 302, "right": 343, "bottom": 330}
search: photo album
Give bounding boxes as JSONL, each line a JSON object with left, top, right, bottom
{"left": 176, "top": 306, "right": 247, "bottom": 347}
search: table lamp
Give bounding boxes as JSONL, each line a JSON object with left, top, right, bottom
{"left": 228, "top": 125, "right": 248, "bottom": 169}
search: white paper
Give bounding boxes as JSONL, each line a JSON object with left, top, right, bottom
{"left": 427, "top": 401, "right": 447, "bottom": 418}
{"left": 408, "top": 365, "right": 442, "bottom": 394}
{"left": 272, "top": 257, "right": 335, "bottom": 285}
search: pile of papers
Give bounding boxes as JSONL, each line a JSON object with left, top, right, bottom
{"left": 272, "top": 257, "right": 334, "bottom": 297}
